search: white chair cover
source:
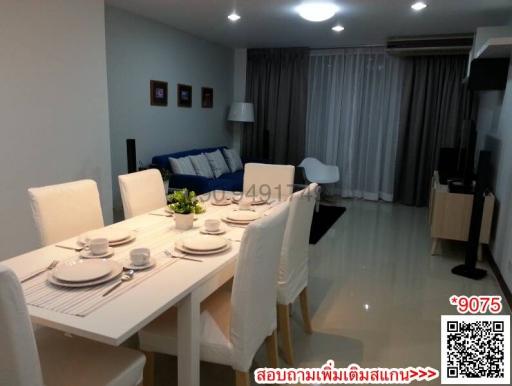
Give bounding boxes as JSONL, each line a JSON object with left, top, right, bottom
{"left": 243, "top": 163, "right": 295, "bottom": 200}
{"left": 139, "top": 202, "right": 289, "bottom": 372}
{"left": 28, "top": 180, "right": 104, "bottom": 246}
{"left": 230, "top": 202, "right": 289, "bottom": 370}
{"left": 119, "top": 169, "right": 167, "bottom": 219}
{"left": 0, "top": 265, "right": 145, "bottom": 386}
{"left": 299, "top": 157, "right": 340, "bottom": 184}
{"left": 277, "top": 183, "right": 318, "bottom": 305}
{"left": 0, "top": 265, "right": 44, "bottom": 386}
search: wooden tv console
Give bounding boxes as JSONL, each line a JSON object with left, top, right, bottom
{"left": 429, "top": 171, "right": 495, "bottom": 259}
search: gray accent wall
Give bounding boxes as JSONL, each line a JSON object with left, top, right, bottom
{"left": 475, "top": 43, "right": 512, "bottom": 290}
{"left": 105, "top": 6, "right": 234, "bottom": 215}
{"left": 0, "top": 0, "right": 112, "bottom": 259}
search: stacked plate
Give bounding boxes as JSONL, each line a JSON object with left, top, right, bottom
{"left": 231, "top": 194, "right": 268, "bottom": 205}
{"left": 222, "top": 210, "right": 261, "bottom": 226}
{"left": 78, "top": 228, "right": 136, "bottom": 247}
{"left": 175, "top": 235, "right": 231, "bottom": 256}
{"left": 48, "top": 259, "right": 123, "bottom": 288}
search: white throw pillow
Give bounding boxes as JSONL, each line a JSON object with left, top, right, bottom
{"left": 205, "top": 150, "right": 230, "bottom": 178}
{"left": 222, "top": 148, "right": 243, "bottom": 173}
{"left": 189, "top": 154, "right": 214, "bottom": 178}
{"left": 169, "top": 156, "right": 196, "bottom": 175}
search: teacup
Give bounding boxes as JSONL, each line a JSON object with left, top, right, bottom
{"left": 205, "top": 219, "right": 221, "bottom": 232}
{"left": 89, "top": 238, "right": 109, "bottom": 256}
{"left": 238, "top": 198, "right": 252, "bottom": 211}
{"left": 130, "top": 248, "right": 150, "bottom": 266}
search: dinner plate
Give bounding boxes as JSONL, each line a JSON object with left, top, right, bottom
{"left": 48, "top": 261, "right": 123, "bottom": 288}
{"left": 221, "top": 217, "right": 251, "bottom": 226}
{"left": 52, "top": 259, "right": 112, "bottom": 282}
{"left": 231, "top": 195, "right": 268, "bottom": 205}
{"left": 80, "top": 247, "right": 115, "bottom": 259}
{"left": 122, "top": 258, "right": 156, "bottom": 271}
{"left": 211, "top": 199, "right": 232, "bottom": 206}
{"left": 199, "top": 226, "right": 227, "bottom": 235}
{"left": 109, "top": 232, "right": 136, "bottom": 246}
{"left": 182, "top": 235, "right": 228, "bottom": 251}
{"left": 227, "top": 210, "right": 261, "bottom": 222}
{"left": 175, "top": 240, "right": 232, "bottom": 255}
{"left": 78, "top": 228, "right": 135, "bottom": 245}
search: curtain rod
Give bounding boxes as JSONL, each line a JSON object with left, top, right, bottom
{"left": 310, "top": 44, "right": 386, "bottom": 55}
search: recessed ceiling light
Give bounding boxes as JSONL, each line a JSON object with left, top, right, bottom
{"left": 228, "top": 12, "right": 241, "bottom": 22}
{"left": 296, "top": 2, "right": 339, "bottom": 22}
{"left": 411, "top": 2, "right": 427, "bottom": 11}
{"left": 332, "top": 24, "right": 344, "bottom": 32}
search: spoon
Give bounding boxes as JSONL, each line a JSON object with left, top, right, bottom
{"left": 102, "top": 270, "right": 134, "bottom": 296}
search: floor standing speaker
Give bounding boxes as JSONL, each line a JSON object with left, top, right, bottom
{"left": 126, "top": 139, "right": 136, "bottom": 173}
{"left": 452, "top": 150, "right": 490, "bottom": 280}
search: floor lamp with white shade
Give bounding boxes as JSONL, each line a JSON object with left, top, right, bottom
{"left": 228, "top": 102, "right": 254, "bottom": 154}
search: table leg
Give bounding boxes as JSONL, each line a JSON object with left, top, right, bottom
{"left": 177, "top": 292, "right": 200, "bottom": 386}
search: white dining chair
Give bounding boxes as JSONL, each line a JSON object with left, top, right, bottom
{"left": 138, "top": 203, "right": 290, "bottom": 386}
{"left": 277, "top": 183, "right": 318, "bottom": 365}
{"left": 298, "top": 157, "right": 340, "bottom": 185}
{"left": 243, "top": 163, "right": 295, "bottom": 201}
{"left": 28, "top": 180, "right": 104, "bottom": 246}
{"left": 0, "top": 265, "right": 146, "bottom": 386}
{"left": 118, "top": 169, "right": 167, "bottom": 219}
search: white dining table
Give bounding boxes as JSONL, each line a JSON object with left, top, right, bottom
{"left": 3, "top": 193, "right": 278, "bottom": 386}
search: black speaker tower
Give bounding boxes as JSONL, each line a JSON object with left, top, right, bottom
{"left": 126, "top": 139, "right": 136, "bottom": 173}
{"left": 452, "top": 150, "right": 490, "bottom": 280}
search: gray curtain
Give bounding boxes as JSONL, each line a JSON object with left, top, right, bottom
{"left": 394, "top": 55, "right": 469, "bottom": 206}
{"left": 243, "top": 48, "right": 309, "bottom": 165}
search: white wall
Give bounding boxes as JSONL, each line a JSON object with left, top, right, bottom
{"left": 475, "top": 42, "right": 512, "bottom": 289}
{"left": 105, "top": 7, "right": 234, "bottom": 214}
{"left": 0, "top": 0, "right": 113, "bottom": 259}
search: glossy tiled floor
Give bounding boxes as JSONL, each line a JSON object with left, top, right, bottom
{"left": 153, "top": 199, "right": 511, "bottom": 385}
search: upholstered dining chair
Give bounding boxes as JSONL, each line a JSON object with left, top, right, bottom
{"left": 243, "top": 163, "right": 295, "bottom": 201}
{"left": 119, "top": 169, "right": 167, "bottom": 219}
{"left": 28, "top": 179, "right": 104, "bottom": 246}
{"left": 0, "top": 265, "right": 146, "bottom": 386}
{"left": 138, "top": 203, "right": 290, "bottom": 386}
{"left": 277, "top": 183, "right": 318, "bottom": 365}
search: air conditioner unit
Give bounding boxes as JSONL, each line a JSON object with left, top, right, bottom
{"left": 386, "top": 34, "right": 473, "bottom": 56}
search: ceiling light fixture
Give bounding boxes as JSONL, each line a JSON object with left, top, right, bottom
{"left": 332, "top": 24, "right": 344, "bottom": 32}
{"left": 411, "top": 2, "right": 427, "bottom": 11}
{"left": 296, "top": 2, "right": 339, "bottom": 22}
{"left": 228, "top": 12, "right": 241, "bottom": 22}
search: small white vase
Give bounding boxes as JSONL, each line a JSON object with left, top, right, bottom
{"left": 174, "top": 213, "right": 194, "bottom": 230}
{"left": 163, "top": 179, "right": 169, "bottom": 195}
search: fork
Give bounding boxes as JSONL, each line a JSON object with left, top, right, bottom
{"left": 21, "top": 260, "right": 59, "bottom": 283}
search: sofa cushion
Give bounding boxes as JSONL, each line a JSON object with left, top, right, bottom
{"left": 189, "top": 154, "right": 214, "bottom": 178}
{"left": 205, "top": 150, "right": 230, "bottom": 178}
{"left": 217, "top": 170, "right": 244, "bottom": 191}
{"left": 222, "top": 148, "right": 243, "bottom": 173}
{"left": 169, "top": 156, "right": 196, "bottom": 175}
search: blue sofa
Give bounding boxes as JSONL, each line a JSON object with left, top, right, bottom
{"left": 152, "top": 146, "right": 244, "bottom": 194}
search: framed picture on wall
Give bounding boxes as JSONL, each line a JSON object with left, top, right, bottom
{"left": 177, "top": 84, "right": 192, "bottom": 107}
{"left": 150, "top": 80, "right": 168, "bottom": 106}
{"left": 201, "top": 87, "right": 213, "bottom": 108}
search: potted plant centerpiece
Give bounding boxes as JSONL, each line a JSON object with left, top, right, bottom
{"left": 168, "top": 189, "right": 204, "bottom": 230}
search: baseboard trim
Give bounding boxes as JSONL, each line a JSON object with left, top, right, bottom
{"left": 484, "top": 245, "right": 512, "bottom": 310}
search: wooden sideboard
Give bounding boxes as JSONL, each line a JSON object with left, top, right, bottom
{"left": 429, "top": 171, "right": 495, "bottom": 258}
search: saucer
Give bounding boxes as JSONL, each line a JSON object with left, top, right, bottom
{"left": 200, "top": 227, "right": 227, "bottom": 235}
{"left": 122, "top": 258, "right": 156, "bottom": 271}
{"left": 80, "top": 247, "right": 115, "bottom": 259}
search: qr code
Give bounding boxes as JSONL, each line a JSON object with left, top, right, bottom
{"left": 441, "top": 315, "right": 510, "bottom": 384}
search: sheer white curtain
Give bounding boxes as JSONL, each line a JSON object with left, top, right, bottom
{"left": 306, "top": 48, "right": 405, "bottom": 201}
